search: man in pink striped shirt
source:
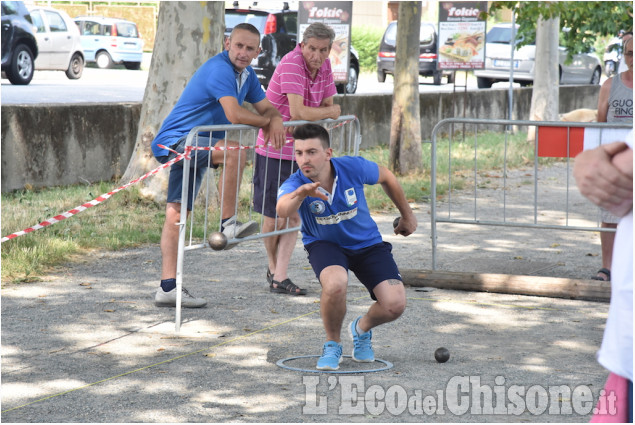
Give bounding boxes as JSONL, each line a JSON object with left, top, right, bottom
{"left": 253, "top": 22, "right": 341, "bottom": 295}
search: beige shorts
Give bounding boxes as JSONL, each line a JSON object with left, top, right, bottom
{"left": 601, "top": 207, "right": 620, "bottom": 224}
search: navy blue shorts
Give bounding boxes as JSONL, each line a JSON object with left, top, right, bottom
{"left": 156, "top": 136, "right": 219, "bottom": 211}
{"left": 253, "top": 154, "right": 298, "bottom": 218}
{"left": 304, "top": 240, "right": 401, "bottom": 301}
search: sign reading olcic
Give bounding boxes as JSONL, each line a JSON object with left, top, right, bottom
{"left": 438, "top": 1, "right": 487, "bottom": 70}
{"left": 298, "top": 1, "right": 352, "bottom": 83}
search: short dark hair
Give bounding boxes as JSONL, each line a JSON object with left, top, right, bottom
{"left": 230, "top": 23, "right": 260, "bottom": 40}
{"left": 293, "top": 124, "right": 330, "bottom": 148}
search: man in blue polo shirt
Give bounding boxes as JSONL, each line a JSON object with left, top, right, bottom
{"left": 277, "top": 123, "right": 418, "bottom": 370}
{"left": 152, "top": 23, "right": 285, "bottom": 309}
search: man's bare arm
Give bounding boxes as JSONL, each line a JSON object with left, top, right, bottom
{"left": 252, "top": 98, "right": 286, "bottom": 149}
{"left": 574, "top": 141, "right": 633, "bottom": 217}
{"left": 596, "top": 78, "right": 612, "bottom": 123}
{"left": 376, "top": 166, "right": 417, "bottom": 236}
{"left": 287, "top": 94, "right": 340, "bottom": 122}
{"left": 277, "top": 182, "right": 326, "bottom": 218}
{"left": 219, "top": 95, "right": 270, "bottom": 127}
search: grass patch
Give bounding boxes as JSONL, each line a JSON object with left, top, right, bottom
{"left": 1, "top": 130, "right": 557, "bottom": 282}
{"left": 2, "top": 183, "right": 164, "bottom": 282}
{"left": 360, "top": 130, "right": 553, "bottom": 211}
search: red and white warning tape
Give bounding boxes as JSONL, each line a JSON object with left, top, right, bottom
{"left": 325, "top": 118, "right": 354, "bottom": 131}
{"left": 1, "top": 120, "right": 352, "bottom": 243}
{"left": 2, "top": 142, "right": 265, "bottom": 243}
{"left": 2, "top": 148, "right": 186, "bottom": 243}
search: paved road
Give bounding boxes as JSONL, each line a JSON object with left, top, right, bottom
{"left": 1, "top": 65, "right": 149, "bottom": 104}
{"left": 2, "top": 56, "right": 484, "bottom": 104}
{"left": 2, "top": 50, "right": 608, "bottom": 105}
{"left": 1, "top": 212, "right": 610, "bottom": 423}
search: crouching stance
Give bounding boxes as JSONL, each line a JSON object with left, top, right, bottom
{"left": 276, "top": 123, "right": 417, "bottom": 370}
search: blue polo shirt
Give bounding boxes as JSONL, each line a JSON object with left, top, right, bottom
{"left": 152, "top": 50, "right": 265, "bottom": 158}
{"left": 278, "top": 156, "right": 383, "bottom": 250}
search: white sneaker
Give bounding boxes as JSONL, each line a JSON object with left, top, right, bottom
{"left": 222, "top": 218, "right": 259, "bottom": 250}
{"left": 154, "top": 287, "right": 207, "bottom": 308}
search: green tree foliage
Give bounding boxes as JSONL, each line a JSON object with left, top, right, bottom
{"left": 351, "top": 25, "right": 384, "bottom": 72}
{"left": 490, "top": 1, "right": 633, "bottom": 58}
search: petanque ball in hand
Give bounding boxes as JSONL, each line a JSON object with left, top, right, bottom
{"left": 434, "top": 347, "right": 450, "bottom": 363}
{"left": 393, "top": 217, "right": 401, "bottom": 229}
{"left": 208, "top": 232, "right": 227, "bottom": 251}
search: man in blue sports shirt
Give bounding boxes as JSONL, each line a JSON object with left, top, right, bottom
{"left": 276, "top": 123, "right": 418, "bottom": 370}
{"left": 152, "top": 23, "right": 286, "bottom": 309}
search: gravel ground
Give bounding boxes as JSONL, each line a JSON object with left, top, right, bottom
{"left": 1, "top": 161, "right": 614, "bottom": 423}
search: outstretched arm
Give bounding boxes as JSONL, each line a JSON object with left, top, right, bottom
{"left": 377, "top": 166, "right": 417, "bottom": 236}
{"left": 277, "top": 182, "right": 328, "bottom": 218}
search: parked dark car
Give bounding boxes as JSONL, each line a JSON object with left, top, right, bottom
{"left": 1, "top": 0, "right": 38, "bottom": 85}
{"left": 225, "top": 6, "right": 359, "bottom": 94}
{"left": 377, "top": 21, "right": 455, "bottom": 85}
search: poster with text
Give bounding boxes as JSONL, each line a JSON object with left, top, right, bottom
{"left": 438, "top": 1, "right": 487, "bottom": 70}
{"left": 299, "top": 1, "right": 352, "bottom": 82}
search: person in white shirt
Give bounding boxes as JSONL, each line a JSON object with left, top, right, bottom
{"left": 574, "top": 132, "right": 633, "bottom": 422}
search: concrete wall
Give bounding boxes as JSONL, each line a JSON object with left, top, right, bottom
{"left": 1, "top": 103, "right": 140, "bottom": 192}
{"left": 337, "top": 85, "right": 599, "bottom": 145}
{"left": 1, "top": 85, "right": 600, "bottom": 192}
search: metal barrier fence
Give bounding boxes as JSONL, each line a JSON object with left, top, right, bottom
{"left": 430, "top": 118, "right": 632, "bottom": 270}
{"left": 174, "top": 116, "right": 361, "bottom": 330}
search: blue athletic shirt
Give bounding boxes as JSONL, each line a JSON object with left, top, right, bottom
{"left": 151, "top": 50, "right": 266, "bottom": 158}
{"left": 278, "top": 156, "right": 383, "bottom": 250}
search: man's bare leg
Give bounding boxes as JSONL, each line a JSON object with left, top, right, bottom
{"left": 319, "top": 265, "right": 349, "bottom": 342}
{"left": 357, "top": 279, "right": 406, "bottom": 333}
{"left": 262, "top": 217, "right": 279, "bottom": 277}
{"left": 161, "top": 202, "right": 185, "bottom": 280}
{"left": 212, "top": 140, "right": 247, "bottom": 220}
{"left": 598, "top": 222, "right": 617, "bottom": 280}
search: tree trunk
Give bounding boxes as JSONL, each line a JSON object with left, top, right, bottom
{"left": 527, "top": 13, "right": 560, "bottom": 142}
{"left": 388, "top": 1, "right": 423, "bottom": 175}
{"left": 120, "top": 2, "right": 225, "bottom": 202}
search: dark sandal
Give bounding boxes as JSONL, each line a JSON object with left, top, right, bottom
{"left": 270, "top": 278, "right": 307, "bottom": 296}
{"left": 266, "top": 268, "right": 274, "bottom": 285}
{"left": 591, "top": 268, "right": 611, "bottom": 281}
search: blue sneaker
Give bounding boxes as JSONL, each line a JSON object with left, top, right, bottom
{"left": 349, "top": 316, "right": 374, "bottom": 362}
{"left": 316, "top": 341, "right": 343, "bottom": 371}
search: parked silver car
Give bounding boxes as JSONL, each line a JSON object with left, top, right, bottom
{"left": 474, "top": 24, "right": 602, "bottom": 88}
{"left": 28, "top": 5, "right": 84, "bottom": 79}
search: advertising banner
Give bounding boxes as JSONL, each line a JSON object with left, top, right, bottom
{"left": 298, "top": 1, "right": 352, "bottom": 82}
{"left": 438, "top": 1, "right": 487, "bottom": 70}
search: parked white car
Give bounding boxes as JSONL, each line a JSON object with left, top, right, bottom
{"left": 27, "top": 6, "right": 84, "bottom": 79}
{"left": 474, "top": 24, "right": 603, "bottom": 88}
{"left": 603, "top": 36, "right": 622, "bottom": 77}
{"left": 73, "top": 16, "right": 143, "bottom": 70}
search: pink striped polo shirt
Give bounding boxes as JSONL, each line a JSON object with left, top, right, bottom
{"left": 255, "top": 44, "right": 337, "bottom": 160}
